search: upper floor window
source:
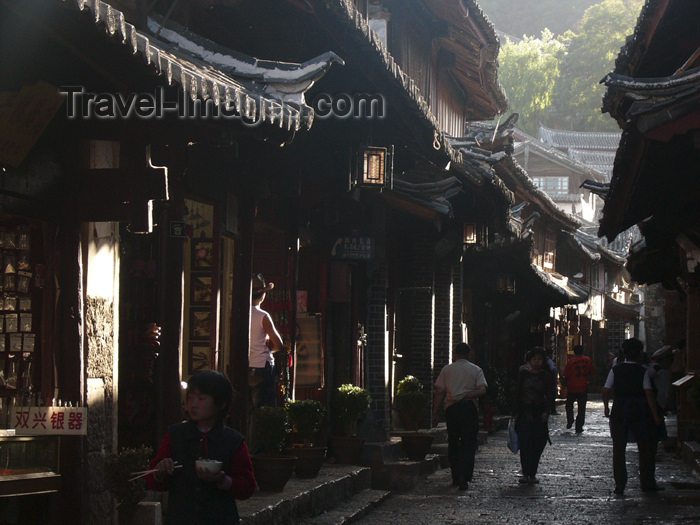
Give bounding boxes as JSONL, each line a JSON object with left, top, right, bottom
{"left": 590, "top": 265, "right": 600, "bottom": 289}
{"left": 543, "top": 229, "right": 556, "bottom": 272}
{"left": 353, "top": 0, "right": 369, "bottom": 18}
{"left": 532, "top": 177, "right": 569, "bottom": 197}
{"left": 369, "top": 3, "right": 391, "bottom": 48}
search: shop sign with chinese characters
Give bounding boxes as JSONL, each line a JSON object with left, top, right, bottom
{"left": 331, "top": 236, "right": 375, "bottom": 260}
{"left": 9, "top": 406, "right": 87, "bottom": 435}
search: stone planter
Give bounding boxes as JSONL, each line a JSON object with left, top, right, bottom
{"left": 398, "top": 410, "right": 421, "bottom": 432}
{"left": 251, "top": 455, "right": 297, "bottom": 492}
{"left": 330, "top": 436, "right": 365, "bottom": 465}
{"left": 285, "top": 446, "right": 327, "bottom": 478}
{"left": 397, "top": 432, "right": 434, "bottom": 461}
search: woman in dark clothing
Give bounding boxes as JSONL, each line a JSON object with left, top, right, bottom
{"left": 511, "top": 347, "right": 555, "bottom": 484}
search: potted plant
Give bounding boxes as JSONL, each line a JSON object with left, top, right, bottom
{"left": 250, "top": 406, "right": 297, "bottom": 491}
{"left": 394, "top": 375, "right": 431, "bottom": 431}
{"left": 393, "top": 375, "right": 434, "bottom": 460}
{"left": 330, "top": 384, "right": 371, "bottom": 464}
{"left": 105, "top": 445, "right": 153, "bottom": 525}
{"left": 285, "top": 399, "right": 327, "bottom": 478}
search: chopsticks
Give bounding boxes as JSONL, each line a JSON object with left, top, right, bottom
{"left": 129, "top": 463, "right": 181, "bottom": 482}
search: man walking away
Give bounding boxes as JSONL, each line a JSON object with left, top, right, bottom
{"left": 563, "top": 345, "right": 594, "bottom": 433}
{"left": 433, "top": 343, "right": 487, "bottom": 491}
{"left": 602, "top": 338, "right": 662, "bottom": 496}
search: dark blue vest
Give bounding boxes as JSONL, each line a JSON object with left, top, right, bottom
{"left": 611, "top": 362, "right": 647, "bottom": 400}
{"left": 165, "top": 420, "right": 244, "bottom": 525}
{"left": 610, "top": 362, "right": 653, "bottom": 433}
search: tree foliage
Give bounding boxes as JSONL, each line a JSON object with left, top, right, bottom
{"left": 550, "top": 0, "right": 644, "bottom": 131}
{"left": 497, "top": 0, "right": 644, "bottom": 133}
{"left": 498, "top": 30, "right": 565, "bottom": 136}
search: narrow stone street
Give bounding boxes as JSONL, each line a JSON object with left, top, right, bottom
{"left": 355, "top": 399, "right": 700, "bottom": 524}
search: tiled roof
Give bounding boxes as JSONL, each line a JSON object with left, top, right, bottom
{"left": 567, "top": 149, "right": 617, "bottom": 164}
{"left": 448, "top": 134, "right": 582, "bottom": 229}
{"left": 567, "top": 149, "right": 616, "bottom": 174}
{"left": 538, "top": 125, "right": 621, "bottom": 151}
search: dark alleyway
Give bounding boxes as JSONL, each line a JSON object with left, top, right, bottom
{"left": 354, "top": 399, "right": 700, "bottom": 524}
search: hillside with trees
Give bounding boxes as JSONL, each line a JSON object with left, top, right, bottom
{"left": 493, "top": 0, "right": 644, "bottom": 135}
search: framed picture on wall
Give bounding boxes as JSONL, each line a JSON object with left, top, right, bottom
{"left": 188, "top": 343, "right": 210, "bottom": 375}
{"left": 192, "top": 239, "right": 213, "bottom": 269}
{"left": 189, "top": 308, "right": 212, "bottom": 339}
{"left": 190, "top": 274, "right": 212, "bottom": 305}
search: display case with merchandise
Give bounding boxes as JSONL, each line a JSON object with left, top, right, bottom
{"left": 0, "top": 434, "right": 60, "bottom": 496}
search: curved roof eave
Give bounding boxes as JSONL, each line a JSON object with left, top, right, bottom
{"left": 61, "top": 0, "right": 338, "bottom": 131}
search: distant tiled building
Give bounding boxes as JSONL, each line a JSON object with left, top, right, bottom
{"left": 513, "top": 129, "right": 607, "bottom": 223}
{"left": 538, "top": 125, "right": 621, "bottom": 180}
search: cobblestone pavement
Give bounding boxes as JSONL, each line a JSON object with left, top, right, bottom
{"left": 356, "top": 400, "right": 700, "bottom": 525}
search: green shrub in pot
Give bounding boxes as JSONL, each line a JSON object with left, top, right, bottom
{"left": 286, "top": 399, "right": 326, "bottom": 446}
{"left": 252, "top": 406, "right": 291, "bottom": 456}
{"left": 331, "top": 384, "right": 371, "bottom": 437}
{"left": 394, "top": 375, "right": 431, "bottom": 431}
{"left": 105, "top": 445, "right": 153, "bottom": 522}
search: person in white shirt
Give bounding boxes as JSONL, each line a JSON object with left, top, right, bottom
{"left": 248, "top": 273, "right": 284, "bottom": 454}
{"left": 432, "top": 343, "right": 487, "bottom": 490}
{"left": 602, "top": 338, "right": 662, "bottom": 495}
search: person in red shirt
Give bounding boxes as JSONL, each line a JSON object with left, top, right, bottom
{"left": 563, "top": 344, "right": 595, "bottom": 433}
{"left": 147, "top": 370, "right": 255, "bottom": 524}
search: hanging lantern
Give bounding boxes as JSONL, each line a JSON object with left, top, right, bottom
{"left": 463, "top": 222, "right": 477, "bottom": 244}
{"left": 354, "top": 145, "right": 393, "bottom": 189}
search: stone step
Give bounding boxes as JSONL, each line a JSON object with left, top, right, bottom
{"left": 238, "top": 465, "right": 371, "bottom": 525}
{"left": 360, "top": 439, "right": 403, "bottom": 467}
{"left": 681, "top": 441, "right": 700, "bottom": 464}
{"left": 370, "top": 455, "right": 442, "bottom": 492}
{"left": 682, "top": 441, "right": 700, "bottom": 471}
{"left": 296, "top": 489, "right": 391, "bottom": 525}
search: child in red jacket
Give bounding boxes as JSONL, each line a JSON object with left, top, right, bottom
{"left": 147, "top": 370, "right": 255, "bottom": 524}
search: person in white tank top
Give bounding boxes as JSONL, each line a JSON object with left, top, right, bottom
{"left": 247, "top": 273, "right": 284, "bottom": 454}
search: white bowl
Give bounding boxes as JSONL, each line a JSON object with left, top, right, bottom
{"left": 195, "top": 459, "right": 223, "bottom": 474}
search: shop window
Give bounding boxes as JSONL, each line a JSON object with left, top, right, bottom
{"left": 0, "top": 221, "right": 43, "bottom": 415}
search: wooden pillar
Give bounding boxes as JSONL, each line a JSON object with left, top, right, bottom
{"left": 229, "top": 158, "right": 256, "bottom": 434}
{"left": 56, "top": 220, "right": 85, "bottom": 525}
{"left": 158, "top": 200, "right": 187, "bottom": 435}
{"left": 686, "top": 287, "right": 700, "bottom": 372}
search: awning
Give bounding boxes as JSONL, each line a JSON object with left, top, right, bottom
{"left": 524, "top": 265, "right": 589, "bottom": 306}
{"left": 561, "top": 231, "right": 601, "bottom": 262}
{"left": 464, "top": 236, "right": 589, "bottom": 307}
{"left": 62, "top": 0, "right": 343, "bottom": 131}
{"left": 605, "top": 295, "right": 641, "bottom": 322}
